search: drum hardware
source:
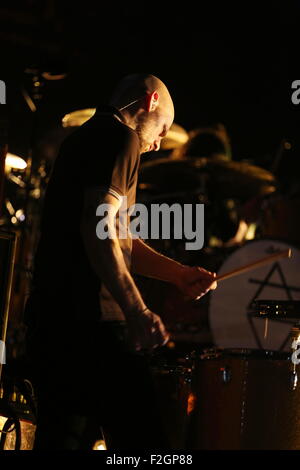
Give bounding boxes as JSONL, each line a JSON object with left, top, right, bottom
{"left": 220, "top": 365, "right": 231, "bottom": 384}
{"left": 290, "top": 369, "right": 298, "bottom": 391}
{"left": 248, "top": 301, "right": 300, "bottom": 390}
{"left": 136, "top": 187, "right": 208, "bottom": 204}
{"left": 0, "top": 373, "right": 36, "bottom": 450}
{"left": 0, "top": 231, "right": 18, "bottom": 382}
{"left": 138, "top": 156, "right": 277, "bottom": 251}
{"left": 0, "top": 230, "right": 36, "bottom": 450}
{"left": 288, "top": 324, "right": 300, "bottom": 391}
{"left": 250, "top": 300, "right": 300, "bottom": 320}
{"left": 199, "top": 349, "right": 223, "bottom": 360}
{"left": 139, "top": 157, "right": 277, "bottom": 200}
{"left": 0, "top": 68, "right": 55, "bottom": 360}
{"left": 0, "top": 108, "right": 8, "bottom": 219}
{"left": 270, "top": 138, "right": 292, "bottom": 175}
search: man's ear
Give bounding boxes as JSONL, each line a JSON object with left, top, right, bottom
{"left": 144, "top": 91, "right": 159, "bottom": 112}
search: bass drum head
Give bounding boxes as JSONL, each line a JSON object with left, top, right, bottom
{"left": 209, "top": 239, "right": 300, "bottom": 351}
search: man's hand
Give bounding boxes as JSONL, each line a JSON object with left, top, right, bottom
{"left": 173, "top": 265, "right": 217, "bottom": 301}
{"left": 126, "top": 309, "right": 170, "bottom": 352}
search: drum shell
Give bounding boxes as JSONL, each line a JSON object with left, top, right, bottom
{"left": 187, "top": 350, "right": 300, "bottom": 450}
{"left": 151, "top": 357, "right": 193, "bottom": 449}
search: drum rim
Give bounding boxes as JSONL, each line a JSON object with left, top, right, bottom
{"left": 200, "top": 347, "right": 290, "bottom": 360}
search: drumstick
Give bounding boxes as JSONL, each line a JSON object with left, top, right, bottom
{"left": 216, "top": 248, "right": 292, "bottom": 282}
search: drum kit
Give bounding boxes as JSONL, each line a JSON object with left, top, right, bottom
{"left": 136, "top": 125, "right": 300, "bottom": 449}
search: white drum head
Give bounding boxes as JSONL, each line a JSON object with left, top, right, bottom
{"left": 209, "top": 240, "right": 300, "bottom": 351}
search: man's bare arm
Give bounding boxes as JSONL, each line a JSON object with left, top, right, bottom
{"left": 80, "top": 190, "right": 147, "bottom": 315}
{"left": 131, "top": 237, "right": 184, "bottom": 283}
{"left": 131, "top": 237, "right": 217, "bottom": 300}
{"left": 80, "top": 189, "right": 169, "bottom": 350}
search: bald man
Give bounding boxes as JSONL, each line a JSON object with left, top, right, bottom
{"left": 24, "top": 74, "right": 216, "bottom": 450}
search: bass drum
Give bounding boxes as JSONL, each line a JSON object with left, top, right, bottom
{"left": 209, "top": 239, "right": 300, "bottom": 351}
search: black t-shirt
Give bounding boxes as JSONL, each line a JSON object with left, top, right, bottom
{"left": 31, "top": 106, "right": 140, "bottom": 321}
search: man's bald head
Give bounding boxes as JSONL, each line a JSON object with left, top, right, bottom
{"left": 110, "top": 73, "right": 174, "bottom": 118}
{"left": 109, "top": 74, "right": 174, "bottom": 154}
{"left": 111, "top": 74, "right": 174, "bottom": 113}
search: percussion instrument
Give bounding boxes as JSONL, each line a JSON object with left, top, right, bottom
{"left": 160, "top": 123, "right": 189, "bottom": 150}
{"left": 187, "top": 348, "right": 300, "bottom": 450}
{"left": 62, "top": 108, "right": 96, "bottom": 128}
{"left": 150, "top": 350, "right": 193, "bottom": 449}
{"left": 5, "top": 154, "right": 27, "bottom": 172}
{"left": 250, "top": 299, "right": 300, "bottom": 320}
{"left": 0, "top": 416, "right": 36, "bottom": 450}
{"left": 139, "top": 157, "right": 276, "bottom": 200}
{"left": 209, "top": 239, "right": 300, "bottom": 352}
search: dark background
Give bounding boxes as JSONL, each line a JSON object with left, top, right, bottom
{"left": 1, "top": 1, "right": 300, "bottom": 168}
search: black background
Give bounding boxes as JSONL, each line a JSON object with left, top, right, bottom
{"left": 0, "top": 1, "right": 300, "bottom": 168}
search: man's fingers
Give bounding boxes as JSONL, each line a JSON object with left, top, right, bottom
{"left": 146, "top": 315, "right": 170, "bottom": 350}
{"left": 152, "top": 318, "right": 169, "bottom": 345}
{"left": 189, "top": 278, "right": 217, "bottom": 295}
{"left": 189, "top": 279, "right": 218, "bottom": 301}
{"left": 128, "top": 313, "right": 169, "bottom": 352}
{"left": 152, "top": 329, "right": 170, "bottom": 349}
{"left": 196, "top": 267, "right": 216, "bottom": 278}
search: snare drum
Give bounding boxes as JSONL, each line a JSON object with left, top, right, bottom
{"left": 209, "top": 239, "right": 300, "bottom": 351}
{"left": 187, "top": 348, "right": 300, "bottom": 450}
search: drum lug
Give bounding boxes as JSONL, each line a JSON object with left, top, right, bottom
{"left": 290, "top": 370, "right": 298, "bottom": 391}
{"left": 220, "top": 366, "right": 231, "bottom": 384}
{"left": 183, "top": 368, "right": 192, "bottom": 384}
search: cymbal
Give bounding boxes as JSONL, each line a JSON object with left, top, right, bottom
{"left": 41, "top": 72, "right": 67, "bottom": 81}
{"left": 160, "top": 123, "right": 189, "bottom": 149}
{"left": 139, "top": 157, "right": 277, "bottom": 200}
{"left": 5, "top": 153, "right": 27, "bottom": 172}
{"left": 62, "top": 108, "right": 96, "bottom": 127}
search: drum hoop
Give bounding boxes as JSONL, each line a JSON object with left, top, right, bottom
{"left": 200, "top": 347, "right": 290, "bottom": 361}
